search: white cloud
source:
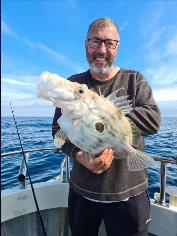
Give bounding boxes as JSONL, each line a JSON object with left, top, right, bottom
{"left": 1, "top": 97, "right": 51, "bottom": 106}
{"left": 1, "top": 73, "right": 38, "bottom": 101}
{"left": 140, "top": 5, "right": 177, "bottom": 99}
{"left": 32, "top": 42, "right": 85, "bottom": 73}
{"left": 2, "top": 19, "right": 84, "bottom": 74}
{"left": 21, "top": 37, "right": 85, "bottom": 73}
{"left": 2, "top": 73, "right": 37, "bottom": 85}
{"left": 145, "top": 26, "right": 167, "bottom": 49}
{"left": 144, "top": 39, "right": 177, "bottom": 101}
{"left": 153, "top": 87, "right": 177, "bottom": 102}
{"left": 144, "top": 61, "right": 177, "bottom": 87}
{"left": 165, "top": 34, "right": 177, "bottom": 56}
{"left": 4, "top": 78, "right": 35, "bottom": 87}
{"left": 1, "top": 103, "right": 55, "bottom": 117}
{"left": 1, "top": 54, "right": 39, "bottom": 75}
{"left": 2, "top": 91, "right": 34, "bottom": 100}
{"left": 145, "top": 32, "right": 177, "bottom": 62}
{"left": 1, "top": 19, "right": 18, "bottom": 38}
{"left": 140, "top": 6, "right": 164, "bottom": 38}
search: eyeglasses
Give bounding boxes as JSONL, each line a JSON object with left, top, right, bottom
{"left": 87, "top": 38, "right": 119, "bottom": 49}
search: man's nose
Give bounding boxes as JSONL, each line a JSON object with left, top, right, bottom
{"left": 98, "top": 42, "right": 107, "bottom": 53}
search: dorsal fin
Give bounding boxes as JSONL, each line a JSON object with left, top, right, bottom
{"left": 106, "top": 89, "right": 133, "bottom": 115}
{"left": 106, "top": 88, "right": 124, "bottom": 101}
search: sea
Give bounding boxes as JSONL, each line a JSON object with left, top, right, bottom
{"left": 1, "top": 116, "right": 177, "bottom": 200}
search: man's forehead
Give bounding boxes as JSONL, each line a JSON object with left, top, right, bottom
{"left": 89, "top": 23, "right": 117, "bottom": 32}
{"left": 88, "top": 25, "right": 118, "bottom": 37}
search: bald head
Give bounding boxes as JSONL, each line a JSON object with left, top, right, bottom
{"left": 87, "top": 17, "right": 120, "bottom": 41}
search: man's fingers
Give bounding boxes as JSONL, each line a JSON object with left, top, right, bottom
{"left": 102, "top": 148, "right": 114, "bottom": 163}
{"left": 94, "top": 148, "right": 114, "bottom": 170}
{"left": 76, "top": 148, "right": 114, "bottom": 174}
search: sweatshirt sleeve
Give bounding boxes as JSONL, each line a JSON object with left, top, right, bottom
{"left": 52, "top": 107, "right": 80, "bottom": 158}
{"left": 126, "top": 72, "right": 161, "bottom": 136}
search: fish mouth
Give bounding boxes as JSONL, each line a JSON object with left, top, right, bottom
{"left": 52, "top": 98, "right": 80, "bottom": 107}
{"left": 53, "top": 98, "right": 75, "bottom": 104}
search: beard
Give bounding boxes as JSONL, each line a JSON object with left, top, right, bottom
{"left": 86, "top": 51, "right": 115, "bottom": 74}
{"left": 90, "top": 64, "right": 112, "bottom": 74}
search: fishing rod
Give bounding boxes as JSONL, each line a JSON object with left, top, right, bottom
{"left": 10, "top": 102, "right": 47, "bottom": 236}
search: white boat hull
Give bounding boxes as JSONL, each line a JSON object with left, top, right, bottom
{"left": 1, "top": 181, "right": 177, "bottom": 236}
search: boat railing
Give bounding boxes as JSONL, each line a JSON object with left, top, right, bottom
{"left": 1, "top": 147, "right": 69, "bottom": 186}
{"left": 1, "top": 148, "right": 177, "bottom": 206}
{"left": 152, "top": 156, "right": 177, "bottom": 205}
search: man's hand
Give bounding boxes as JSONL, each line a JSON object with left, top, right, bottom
{"left": 76, "top": 148, "right": 114, "bottom": 174}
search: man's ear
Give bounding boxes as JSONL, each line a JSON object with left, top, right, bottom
{"left": 117, "top": 41, "right": 120, "bottom": 48}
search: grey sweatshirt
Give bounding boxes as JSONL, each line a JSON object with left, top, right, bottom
{"left": 52, "top": 68, "right": 161, "bottom": 201}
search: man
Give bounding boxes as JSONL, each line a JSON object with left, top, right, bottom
{"left": 52, "top": 17, "right": 160, "bottom": 236}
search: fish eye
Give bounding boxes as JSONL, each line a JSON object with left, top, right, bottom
{"left": 95, "top": 122, "right": 104, "bottom": 133}
{"left": 78, "top": 88, "right": 85, "bottom": 94}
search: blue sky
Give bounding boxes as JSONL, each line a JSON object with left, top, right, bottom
{"left": 1, "top": 0, "right": 177, "bottom": 117}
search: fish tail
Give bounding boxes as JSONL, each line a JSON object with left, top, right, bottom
{"left": 127, "top": 149, "right": 154, "bottom": 171}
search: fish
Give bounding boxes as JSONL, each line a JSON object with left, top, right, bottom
{"left": 37, "top": 71, "right": 154, "bottom": 171}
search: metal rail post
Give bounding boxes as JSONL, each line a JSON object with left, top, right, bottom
{"left": 18, "top": 153, "right": 29, "bottom": 188}
{"left": 159, "top": 162, "right": 166, "bottom": 205}
{"left": 65, "top": 155, "right": 70, "bottom": 182}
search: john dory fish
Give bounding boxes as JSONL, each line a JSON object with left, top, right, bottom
{"left": 37, "top": 71, "right": 154, "bottom": 171}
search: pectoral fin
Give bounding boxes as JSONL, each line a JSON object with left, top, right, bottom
{"left": 54, "top": 129, "right": 67, "bottom": 148}
{"left": 127, "top": 149, "right": 154, "bottom": 171}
